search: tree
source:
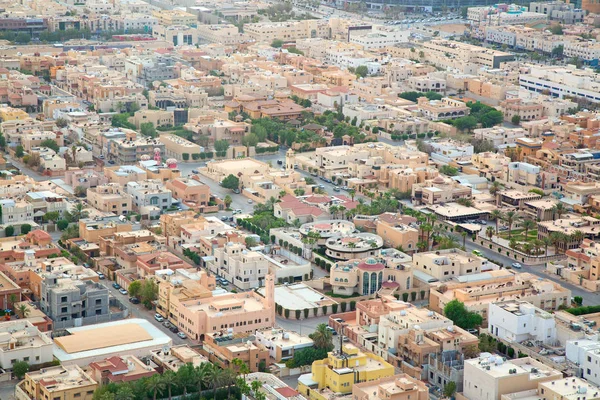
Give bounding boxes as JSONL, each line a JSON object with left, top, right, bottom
{"left": 221, "top": 174, "right": 240, "bottom": 190}
{"left": 444, "top": 299, "right": 482, "bottom": 329}
{"left": 15, "top": 145, "right": 24, "bottom": 158}
{"left": 17, "top": 304, "right": 30, "bottom": 319}
{"left": 140, "top": 279, "right": 158, "bottom": 306}
{"left": 453, "top": 116, "right": 478, "bottom": 132}
{"left": 161, "top": 371, "right": 177, "bottom": 400}
{"left": 511, "top": 115, "right": 521, "bottom": 125}
{"left": 145, "top": 374, "right": 165, "bottom": 400}
{"left": 308, "top": 323, "right": 334, "bottom": 351}
{"left": 4, "top": 225, "right": 14, "bottom": 237}
{"left": 55, "top": 118, "right": 68, "bottom": 128}
{"left": 40, "top": 139, "right": 59, "bottom": 152}
{"left": 43, "top": 211, "right": 60, "bottom": 223}
{"left": 206, "top": 365, "right": 223, "bottom": 400}
{"left": 355, "top": 65, "right": 368, "bottom": 78}
{"left": 13, "top": 361, "right": 29, "bottom": 379}
{"left": 128, "top": 280, "right": 142, "bottom": 298}
{"left": 503, "top": 210, "right": 519, "bottom": 238}
{"left": 214, "top": 139, "right": 230, "bottom": 156}
{"left": 20, "top": 223, "right": 32, "bottom": 234}
{"left": 551, "top": 203, "right": 567, "bottom": 220}
{"left": 224, "top": 195, "right": 233, "bottom": 209}
{"left": 56, "top": 220, "right": 69, "bottom": 230}
{"left": 140, "top": 122, "right": 157, "bottom": 138}
{"left": 242, "top": 133, "right": 259, "bottom": 147}
{"left": 443, "top": 381, "right": 457, "bottom": 398}
{"left": 271, "top": 39, "right": 284, "bottom": 48}
{"left": 489, "top": 181, "right": 501, "bottom": 196}
{"left": 68, "top": 202, "right": 88, "bottom": 222}
{"left": 439, "top": 165, "right": 458, "bottom": 176}
{"left": 522, "top": 219, "right": 535, "bottom": 239}
{"left": 549, "top": 24, "right": 564, "bottom": 35}
{"left": 490, "top": 209, "right": 503, "bottom": 234}
{"left": 486, "top": 226, "right": 494, "bottom": 241}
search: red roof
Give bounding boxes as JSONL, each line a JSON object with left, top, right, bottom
{"left": 381, "top": 281, "right": 399, "bottom": 288}
{"left": 357, "top": 261, "right": 384, "bottom": 271}
{"left": 303, "top": 195, "right": 331, "bottom": 204}
{"left": 275, "top": 387, "right": 300, "bottom": 398}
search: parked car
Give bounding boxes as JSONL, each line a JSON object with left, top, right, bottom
{"left": 119, "top": 288, "right": 128, "bottom": 295}
{"left": 108, "top": 160, "right": 115, "bottom": 164}
{"left": 98, "top": 273, "right": 106, "bottom": 280}
{"left": 162, "top": 321, "right": 172, "bottom": 329}
{"left": 129, "top": 297, "right": 140, "bottom": 304}
{"left": 233, "top": 209, "right": 242, "bottom": 215}
{"left": 191, "top": 169, "right": 199, "bottom": 174}
{"left": 511, "top": 262, "right": 522, "bottom": 269}
{"left": 333, "top": 186, "right": 341, "bottom": 192}
{"left": 170, "top": 326, "right": 179, "bottom": 333}
{"left": 247, "top": 199, "right": 253, "bottom": 204}
{"left": 112, "top": 283, "right": 121, "bottom": 289}
{"left": 154, "top": 313, "right": 164, "bottom": 322}
{"left": 177, "top": 332, "right": 187, "bottom": 339}
{"left": 221, "top": 215, "right": 229, "bottom": 221}
{"left": 233, "top": 188, "right": 240, "bottom": 194}
{"left": 277, "top": 160, "right": 283, "bottom": 165}
{"left": 472, "top": 250, "right": 483, "bottom": 256}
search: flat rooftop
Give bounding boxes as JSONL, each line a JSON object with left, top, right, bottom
{"left": 259, "top": 283, "right": 337, "bottom": 311}
{"left": 26, "top": 364, "right": 96, "bottom": 392}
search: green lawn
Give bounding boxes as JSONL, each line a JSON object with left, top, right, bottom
{"left": 498, "top": 229, "right": 538, "bottom": 242}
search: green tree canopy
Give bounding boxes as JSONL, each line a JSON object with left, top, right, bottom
{"left": 271, "top": 39, "right": 284, "bottom": 48}
{"left": 40, "top": 139, "right": 59, "bottom": 152}
{"left": 444, "top": 299, "right": 483, "bottom": 329}
{"left": 13, "top": 361, "right": 29, "bottom": 379}
{"left": 221, "top": 174, "right": 240, "bottom": 190}
{"left": 355, "top": 65, "right": 368, "bottom": 78}
{"left": 140, "top": 122, "right": 157, "bottom": 138}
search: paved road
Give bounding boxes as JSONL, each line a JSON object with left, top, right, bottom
{"left": 102, "top": 283, "right": 188, "bottom": 345}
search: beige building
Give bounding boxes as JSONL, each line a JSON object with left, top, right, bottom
{"left": 87, "top": 184, "right": 132, "bottom": 216}
{"left": 133, "top": 109, "right": 174, "bottom": 128}
{"left": 152, "top": 9, "right": 197, "bottom": 26}
{"left": 160, "top": 134, "right": 202, "bottom": 162}
{"left": 462, "top": 355, "right": 562, "bottom": 400}
{"left": 412, "top": 248, "right": 487, "bottom": 281}
{"left": 417, "top": 97, "right": 470, "bottom": 121}
{"left": 244, "top": 19, "right": 330, "bottom": 42}
{"left": 196, "top": 24, "right": 250, "bottom": 45}
{"left": 375, "top": 213, "right": 420, "bottom": 252}
{"left": 354, "top": 375, "right": 428, "bottom": 400}
{"left": 153, "top": 25, "right": 198, "bottom": 46}
{"left": 16, "top": 365, "right": 98, "bottom": 400}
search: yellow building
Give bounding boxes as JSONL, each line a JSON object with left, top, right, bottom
{"left": 298, "top": 344, "right": 395, "bottom": 400}
{"left": 0, "top": 106, "right": 29, "bottom": 122}
{"left": 151, "top": 9, "right": 197, "bottom": 26}
{"left": 15, "top": 364, "right": 97, "bottom": 400}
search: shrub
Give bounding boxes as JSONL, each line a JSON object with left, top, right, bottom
{"left": 411, "top": 291, "right": 417, "bottom": 301}
{"left": 507, "top": 347, "right": 515, "bottom": 358}
{"left": 341, "top": 302, "right": 347, "bottom": 312}
{"left": 284, "top": 309, "right": 290, "bottom": 318}
{"left": 295, "top": 309, "right": 301, "bottom": 319}
{"left": 303, "top": 308, "right": 309, "bottom": 319}
{"left": 402, "top": 293, "right": 409, "bottom": 302}
{"left": 56, "top": 220, "right": 69, "bottom": 231}
{"left": 350, "top": 301, "right": 356, "bottom": 311}
{"left": 332, "top": 304, "right": 338, "bottom": 313}
{"left": 20, "top": 223, "right": 32, "bottom": 234}
{"left": 192, "top": 153, "right": 201, "bottom": 160}
{"left": 322, "top": 305, "right": 328, "bottom": 315}
{"left": 313, "top": 307, "right": 318, "bottom": 316}
{"left": 4, "top": 225, "right": 14, "bottom": 237}
{"left": 420, "top": 290, "right": 426, "bottom": 300}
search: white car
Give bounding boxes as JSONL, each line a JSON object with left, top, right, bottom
{"left": 154, "top": 313, "right": 164, "bottom": 322}
{"left": 511, "top": 262, "right": 522, "bottom": 269}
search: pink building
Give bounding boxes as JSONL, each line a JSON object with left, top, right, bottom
{"left": 172, "top": 275, "right": 276, "bottom": 341}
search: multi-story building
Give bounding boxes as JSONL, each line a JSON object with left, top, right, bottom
{"left": 207, "top": 242, "right": 268, "bottom": 290}
{"left": 107, "top": 137, "right": 165, "bottom": 165}
{"left": 86, "top": 184, "right": 132, "bottom": 216}
{"left": 412, "top": 248, "right": 488, "bottom": 281}
{"left": 0, "top": 320, "right": 53, "bottom": 369}
{"left": 412, "top": 176, "right": 472, "bottom": 206}
{"left": 353, "top": 375, "right": 428, "bottom": 400}
{"left": 429, "top": 272, "right": 571, "bottom": 325}
{"left": 202, "top": 332, "right": 269, "bottom": 372}
{"left": 297, "top": 344, "right": 395, "bottom": 396}
{"left": 40, "top": 275, "right": 110, "bottom": 324}
{"left": 488, "top": 300, "right": 557, "bottom": 345}
{"left": 329, "top": 250, "right": 413, "bottom": 296}
{"left": 254, "top": 328, "right": 313, "bottom": 362}
{"left": 244, "top": 19, "right": 330, "bottom": 42}
{"left": 125, "top": 180, "right": 173, "bottom": 213}
{"left": 88, "top": 355, "right": 156, "bottom": 385}
{"left": 153, "top": 25, "right": 198, "bottom": 46}
{"left": 462, "top": 355, "right": 562, "bottom": 400}
{"left": 159, "top": 134, "right": 202, "bottom": 161}
{"left": 416, "top": 97, "right": 470, "bottom": 121}
{"left": 520, "top": 65, "right": 600, "bottom": 103}
{"left": 16, "top": 365, "right": 98, "bottom": 400}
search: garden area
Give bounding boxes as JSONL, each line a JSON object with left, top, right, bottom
{"left": 498, "top": 228, "right": 538, "bottom": 242}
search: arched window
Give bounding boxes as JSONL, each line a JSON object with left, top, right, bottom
{"left": 362, "top": 272, "right": 369, "bottom": 295}
{"left": 370, "top": 272, "right": 377, "bottom": 294}
{"left": 378, "top": 272, "right": 383, "bottom": 289}
{"left": 150, "top": 196, "right": 159, "bottom": 205}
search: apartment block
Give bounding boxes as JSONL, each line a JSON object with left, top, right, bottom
{"left": 87, "top": 184, "right": 132, "bottom": 216}
{"left": 16, "top": 365, "right": 97, "bottom": 400}
{"left": 254, "top": 328, "right": 313, "bottom": 362}
{"left": 488, "top": 300, "right": 557, "bottom": 345}
{"left": 125, "top": 180, "right": 173, "bottom": 213}
{"left": 353, "top": 375, "right": 428, "bottom": 400}
{"left": 40, "top": 276, "right": 109, "bottom": 324}
{"left": 208, "top": 242, "right": 268, "bottom": 290}
{"left": 0, "top": 320, "right": 53, "bottom": 369}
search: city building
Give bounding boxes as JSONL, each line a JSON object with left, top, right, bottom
{"left": 488, "top": 300, "right": 557, "bottom": 345}
{"left": 16, "top": 365, "right": 98, "bottom": 400}
{"left": 353, "top": 375, "right": 428, "bottom": 400}
{"left": 88, "top": 355, "right": 156, "bottom": 385}
{"left": 254, "top": 328, "right": 314, "bottom": 362}
{"left": 207, "top": 242, "right": 268, "bottom": 290}
{"left": 0, "top": 320, "right": 53, "bottom": 369}
{"left": 412, "top": 249, "right": 488, "bottom": 281}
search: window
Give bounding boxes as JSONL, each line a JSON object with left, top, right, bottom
{"left": 61, "top": 307, "right": 68, "bottom": 313}
{"left": 61, "top": 296, "right": 68, "bottom": 303}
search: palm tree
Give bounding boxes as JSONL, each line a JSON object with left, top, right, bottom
{"left": 17, "top": 304, "right": 30, "bottom": 319}
{"left": 417, "top": 240, "right": 428, "bottom": 252}
{"left": 206, "top": 365, "right": 223, "bottom": 400}
{"left": 329, "top": 205, "right": 339, "bottom": 219}
{"left": 8, "top": 294, "right": 17, "bottom": 309}
{"left": 348, "top": 188, "right": 356, "bottom": 201}
{"left": 224, "top": 195, "right": 232, "bottom": 209}
{"left": 308, "top": 323, "right": 333, "bottom": 350}
{"left": 232, "top": 358, "right": 250, "bottom": 378}
{"left": 522, "top": 242, "right": 533, "bottom": 255}
{"left": 550, "top": 232, "right": 566, "bottom": 254}
{"left": 70, "top": 202, "right": 88, "bottom": 222}
{"left": 421, "top": 223, "right": 433, "bottom": 249}
{"left": 504, "top": 211, "right": 518, "bottom": 239}
{"left": 221, "top": 368, "right": 237, "bottom": 399}
{"left": 551, "top": 203, "right": 567, "bottom": 220}
{"left": 509, "top": 238, "right": 518, "bottom": 250}
{"left": 279, "top": 190, "right": 287, "bottom": 198}
{"left": 521, "top": 219, "right": 535, "bottom": 239}
{"left": 114, "top": 385, "right": 135, "bottom": 400}
{"left": 195, "top": 364, "right": 210, "bottom": 395}
{"left": 338, "top": 205, "right": 346, "bottom": 219}
{"left": 161, "top": 371, "right": 177, "bottom": 400}
{"left": 489, "top": 181, "right": 502, "bottom": 195}
{"left": 461, "top": 231, "right": 467, "bottom": 249}
{"left": 486, "top": 226, "right": 494, "bottom": 241}
{"left": 571, "top": 230, "right": 585, "bottom": 245}
{"left": 176, "top": 363, "right": 196, "bottom": 395}
{"left": 541, "top": 236, "right": 552, "bottom": 255}
{"left": 146, "top": 374, "right": 166, "bottom": 400}
{"left": 438, "top": 234, "right": 459, "bottom": 250}
{"left": 532, "top": 239, "right": 543, "bottom": 256}
{"left": 490, "top": 210, "right": 503, "bottom": 235}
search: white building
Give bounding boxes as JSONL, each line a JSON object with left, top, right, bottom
{"left": 254, "top": 328, "right": 313, "bottom": 362}
{"left": 0, "top": 320, "right": 54, "bottom": 369}
{"left": 520, "top": 65, "right": 600, "bottom": 103}
{"left": 207, "top": 242, "right": 268, "bottom": 290}
{"left": 125, "top": 180, "right": 173, "bottom": 212}
{"left": 488, "top": 301, "right": 557, "bottom": 345}
{"left": 566, "top": 339, "right": 600, "bottom": 387}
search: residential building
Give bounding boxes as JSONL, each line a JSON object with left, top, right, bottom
{"left": 153, "top": 25, "right": 198, "bottom": 46}
{"left": 87, "top": 184, "right": 132, "bottom": 216}
{"left": 89, "top": 355, "right": 156, "bottom": 385}
{"left": 412, "top": 176, "right": 472, "bottom": 206}
{"left": 254, "top": 328, "right": 313, "bottom": 362}
{"left": 78, "top": 217, "right": 133, "bottom": 243}
{"left": 166, "top": 178, "right": 211, "bottom": 209}
{"left": 15, "top": 365, "right": 98, "bottom": 400}
{"left": 488, "top": 300, "right": 557, "bottom": 345}
{"left": 202, "top": 332, "right": 269, "bottom": 372}
{"left": 412, "top": 248, "right": 488, "bottom": 281}
{"left": 136, "top": 252, "right": 192, "bottom": 279}
{"left": 324, "top": 233, "right": 383, "bottom": 261}
{"left": 462, "top": 355, "right": 562, "bottom": 400}
{"left": 353, "top": 375, "right": 428, "bottom": 400}
{"left": 208, "top": 242, "right": 268, "bottom": 290}
{"left": 0, "top": 320, "right": 53, "bottom": 369}
{"left": 429, "top": 272, "right": 571, "bottom": 325}
{"left": 40, "top": 276, "right": 110, "bottom": 325}
{"left": 297, "top": 344, "right": 394, "bottom": 396}
{"left": 159, "top": 134, "right": 202, "bottom": 162}
{"left": 151, "top": 345, "right": 209, "bottom": 372}
{"left": 125, "top": 180, "right": 173, "bottom": 213}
